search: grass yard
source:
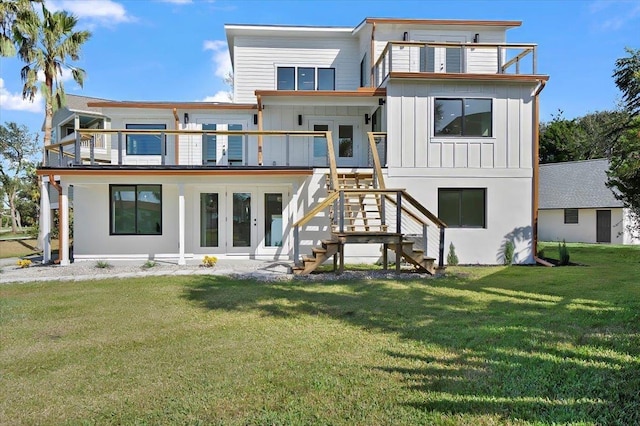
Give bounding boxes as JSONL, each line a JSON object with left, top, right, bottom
{"left": 1, "top": 245, "right": 639, "bottom": 425}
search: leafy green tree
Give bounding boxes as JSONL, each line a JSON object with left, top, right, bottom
{"left": 613, "top": 48, "right": 640, "bottom": 117}
{"left": 13, "top": 4, "right": 91, "bottom": 146}
{"left": 539, "top": 111, "right": 583, "bottom": 163}
{"left": 0, "top": 122, "right": 39, "bottom": 233}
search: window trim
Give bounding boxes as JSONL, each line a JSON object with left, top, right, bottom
{"left": 438, "top": 188, "right": 487, "bottom": 228}
{"left": 125, "top": 123, "right": 167, "bottom": 156}
{"left": 109, "top": 184, "right": 163, "bottom": 236}
{"left": 564, "top": 208, "right": 579, "bottom": 224}
{"left": 275, "top": 66, "right": 336, "bottom": 91}
{"left": 433, "top": 97, "right": 493, "bottom": 138}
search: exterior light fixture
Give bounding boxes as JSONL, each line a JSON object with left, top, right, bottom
{"left": 183, "top": 113, "right": 189, "bottom": 124}
{"left": 365, "top": 113, "right": 370, "bottom": 124}
{"left": 298, "top": 114, "right": 303, "bottom": 126}
{"left": 473, "top": 33, "right": 479, "bottom": 43}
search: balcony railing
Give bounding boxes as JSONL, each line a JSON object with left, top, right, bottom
{"left": 374, "top": 41, "right": 538, "bottom": 86}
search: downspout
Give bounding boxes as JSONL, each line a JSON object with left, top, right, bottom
{"left": 369, "top": 22, "right": 376, "bottom": 87}
{"left": 48, "top": 175, "right": 63, "bottom": 264}
{"left": 257, "top": 95, "right": 263, "bottom": 166}
{"left": 531, "top": 80, "right": 550, "bottom": 266}
{"left": 173, "top": 108, "right": 180, "bottom": 165}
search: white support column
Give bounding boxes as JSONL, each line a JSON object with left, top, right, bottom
{"left": 39, "top": 179, "right": 52, "bottom": 263}
{"left": 60, "top": 183, "right": 70, "bottom": 266}
{"left": 178, "top": 183, "right": 186, "bottom": 265}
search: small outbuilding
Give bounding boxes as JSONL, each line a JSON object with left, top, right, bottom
{"left": 539, "top": 159, "right": 638, "bottom": 245}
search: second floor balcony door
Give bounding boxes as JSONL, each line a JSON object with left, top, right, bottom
{"left": 310, "top": 120, "right": 361, "bottom": 168}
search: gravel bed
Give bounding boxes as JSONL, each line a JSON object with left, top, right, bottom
{"left": 0, "top": 258, "right": 435, "bottom": 284}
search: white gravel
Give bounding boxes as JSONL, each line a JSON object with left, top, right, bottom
{"left": 0, "top": 257, "right": 435, "bottom": 284}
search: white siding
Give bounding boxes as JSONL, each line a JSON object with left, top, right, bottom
{"left": 539, "top": 208, "right": 627, "bottom": 244}
{"left": 386, "top": 80, "right": 534, "bottom": 172}
{"left": 233, "top": 35, "right": 360, "bottom": 103}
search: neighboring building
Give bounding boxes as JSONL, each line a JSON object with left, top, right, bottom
{"left": 539, "top": 159, "right": 639, "bottom": 245}
{"left": 38, "top": 17, "right": 548, "bottom": 271}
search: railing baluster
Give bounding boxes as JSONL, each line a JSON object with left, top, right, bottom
{"left": 202, "top": 133, "right": 207, "bottom": 165}
{"left": 396, "top": 191, "right": 402, "bottom": 234}
{"left": 532, "top": 47, "right": 537, "bottom": 74}
{"left": 90, "top": 136, "right": 95, "bottom": 165}
{"left": 74, "top": 131, "right": 81, "bottom": 165}
{"left": 244, "top": 134, "right": 249, "bottom": 166}
{"left": 497, "top": 45, "right": 503, "bottom": 74}
{"left": 160, "top": 131, "right": 166, "bottom": 165}
{"left": 423, "top": 223, "right": 428, "bottom": 254}
{"left": 285, "top": 134, "right": 290, "bottom": 166}
{"left": 58, "top": 146, "right": 63, "bottom": 167}
{"left": 293, "top": 225, "right": 300, "bottom": 266}
{"left": 339, "top": 191, "right": 345, "bottom": 233}
{"left": 439, "top": 227, "right": 445, "bottom": 270}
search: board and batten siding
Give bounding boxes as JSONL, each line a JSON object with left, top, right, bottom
{"left": 385, "top": 81, "right": 534, "bottom": 174}
{"left": 233, "top": 36, "right": 360, "bottom": 103}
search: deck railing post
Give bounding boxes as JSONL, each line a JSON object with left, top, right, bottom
{"left": 202, "top": 133, "right": 207, "bottom": 165}
{"left": 396, "top": 191, "right": 402, "bottom": 234}
{"left": 388, "top": 44, "right": 393, "bottom": 74}
{"left": 380, "top": 195, "right": 386, "bottom": 227}
{"left": 58, "top": 146, "right": 63, "bottom": 167}
{"left": 160, "top": 132, "right": 166, "bottom": 166}
{"left": 439, "top": 226, "right": 445, "bottom": 269}
{"left": 285, "top": 134, "right": 290, "bottom": 166}
{"left": 532, "top": 47, "right": 537, "bottom": 74}
{"left": 117, "top": 131, "right": 123, "bottom": 165}
{"left": 497, "top": 46, "right": 503, "bottom": 73}
{"left": 244, "top": 134, "right": 249, "bottom": 166}
{"left": 423, "top": 223, "right": 428, "bottom": 253}
{"left": 339, "top": 190, "right": 345, "bottom": 233}
{"left": 74, "top": 131, "right": 81, "bottom": 165}
{"left": 90, "top": 136, "right": 95, "bottom": 165}
{"left": 293, "top": 225, "right": 300, "bottom": 266}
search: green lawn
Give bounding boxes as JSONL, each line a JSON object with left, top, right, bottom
{"left": 1, "top": 245, "right": 639, "bottom": 425}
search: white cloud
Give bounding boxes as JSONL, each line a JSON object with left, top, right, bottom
{"left": 590, "top": 0, "right": 640, "bottom": 30}
{"left": 37, "top": 68, "right": 74, "bottom": 83}
{"left": 203, "top": 39, "right": 232, "bottom": 79}
{"left": 47, "top": 0, "right": 134, "bottom": 26}
{"left": 0, "top": 78, "right": 43, "bottom": 113}
{"left": 201, "top": 91, "right": 232, "bottom": 102}
{"left": 161, "top": 0, "right": 193, "bottom": 4}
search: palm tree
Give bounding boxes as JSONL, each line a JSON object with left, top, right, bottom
{"left": 14, "top": 4, "right": 91, "bottom": 147}
{"left": 0, "top": 0, "right": 40, "bottom": 57}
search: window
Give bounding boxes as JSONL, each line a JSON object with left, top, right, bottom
{"left": 265, "top": 193, "right": 283, "bottom": 247}
{"left": 276, "top": 66, "right": 335, "bottom": 91}
{"left": 438, "top": 188, "right": 486, "bottom": 228}
{"left": 110, "top": 185, "right": 162, "bottom": 235}
{"left": 126, "top": 124, "right": 166, "bottom": 155}
{"left": 202, "top": 124, "right": 216, "bottom": 164}
{"left": 318, "top": 68, "right": 335, "bottom": 90}
{"left": 564, "top": 208, "right": 579, "bottom": 224}
{"left": 338, "top": 125, "right": 353, "bottom": 158}
{"left": 434, "top": 98, "right": 492, "bottom": 137}
{"left": 297, "top": 67, "right": 315, "bottom": 91}
{"left": 360, "top": 54, "right": 368, "bottom": 87}
{"left": 228, "top": 123, "right": 243, "bottom": 165}
{"left": 277, "top": 67, "right": 295, "bottom": 90}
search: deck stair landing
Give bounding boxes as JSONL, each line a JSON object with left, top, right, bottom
{"left": 293, "top": 172, "right": 440, "bottom": 275}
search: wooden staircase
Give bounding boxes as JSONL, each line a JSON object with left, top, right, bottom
{"left": 292, "top": 173, "right": 437, "bottom": 275}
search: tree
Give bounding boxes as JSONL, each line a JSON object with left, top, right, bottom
{"left": 0, "top": 122, "right": 39, "bottom": 233}
{"left": 608, "top": 48, "right": 640, "bottom": 238}
{"left": 613, "top": 48, "right": 640, "bottom": 117}
{"left": 13, "top": 4, "right": 91, "bottom": 146}
{"left": 0, "top": 0, "right": 40, "bottom": 57}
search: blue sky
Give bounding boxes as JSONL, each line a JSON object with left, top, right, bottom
{"left": 1, "top": 0, "right": 639, "bottom": 136}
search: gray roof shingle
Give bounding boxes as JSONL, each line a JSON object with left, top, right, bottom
{"left": 539, "top": 159, "right": 624, "bottom": 209}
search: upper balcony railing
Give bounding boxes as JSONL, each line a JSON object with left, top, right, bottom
{"left": 374, "top": 41, "right": 538, "bottom": 87}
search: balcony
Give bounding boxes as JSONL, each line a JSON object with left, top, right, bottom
{"left": 374, "top": 41, "right": 538, "bottom": 86}
{"left": 43, "top": 129, "right": 388, "bottom": 171}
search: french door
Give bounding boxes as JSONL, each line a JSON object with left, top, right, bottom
{"left": 197, "top": 186, "right": 288, "bottom": 255}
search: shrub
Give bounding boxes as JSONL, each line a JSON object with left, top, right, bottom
{"left": 558, "top": 240, "right": 570, "bottom": 266}
{"left": 503, "top": 240, "right": 515, "bottom": 265}
{"left": 16, "top": 259, "right": 32, "bottom": 268}
{"left": 142, "top": 260, "right": 157, "bottom": 269}
{"left": 446, "top": 243, "right": 459, "bottom": 266}
{"left": 202, "top": 255, "right": 218, "bottom": 268}
{"left": 95, "top": 260, "right": 111, "bottom": 269}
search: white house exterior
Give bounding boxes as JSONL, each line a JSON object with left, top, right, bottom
{"left": 539, "top": 159, "right": 639, "bottom": 245}
{"left": 38, "top": 17, "right": 548, "bottom": 271}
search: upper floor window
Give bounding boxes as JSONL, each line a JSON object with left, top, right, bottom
{"left": 360, "top": 54, "right": 368, "bottom": 87}
{"left": 434, "top": 98, "right": 492, "bottom": 137}
{"left": 126, "top": 123, "right": 166, "bottom": 155}
{"left": 276, "top": 66, "right": 335, "bottom": 91}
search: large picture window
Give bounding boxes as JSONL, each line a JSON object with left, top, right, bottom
{"left": 434, "top": 98, "right": 492, "bottom": 137}
{"left": 438, "top": 188, "right": 486, "bottom": 228}
{"left": 276, "top": 66, "right": 335, "bottom": 91}
{"left": 126, "top": 124, "right": 166, "bottom": 155}
{"left": 110, "top": 185, "right": 162, "bottom": 235}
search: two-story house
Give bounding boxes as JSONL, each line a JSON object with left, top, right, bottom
{"left": 37, "top": 17, "right": 548, "bottom": 272}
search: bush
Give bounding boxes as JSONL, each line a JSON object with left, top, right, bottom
{"left": 16, "top": 259, "right": 32, "bottom": 268}
{"left": 142, "top": 260, "right": 157, "bottom": 269}
{"left": 558, "top": 240, "right": 570, "bottom": 266}
{"left": 95, "top": 260, "right": 111, "bottom": 269}
{"left": 447, "top": 243, "right": 459, "bottom": 266}
{"left": 202, "top": 255, "right": 218, "bottom": 268}
{"left": 504, "top": 240, "right": 515, "bottom": 265}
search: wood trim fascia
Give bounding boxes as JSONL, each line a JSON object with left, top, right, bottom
{"left": 388, "top": 72, "right": 549, "bottom": 83}
{"left": 87, "top": 101, "right": 258, "bottom": 110}
{"left": 365, "top": 18, "right": 522, "bottom": 28}
{"left": 37, "top": 168, "right": 313, "bottom": 177}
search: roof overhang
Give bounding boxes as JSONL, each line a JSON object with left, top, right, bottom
{"left": 86, "top": 101, "right": 257, "bottom": 110}
{"left": 388, "top": 72, "right": 549, "bottom": 84}
{"left": 353, "top": 17, "right": 522, "bottom": 35}
{"left": 256, "top": 88, "right": 387, "bottom": 107}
